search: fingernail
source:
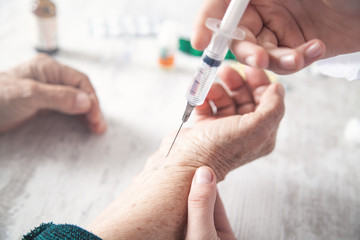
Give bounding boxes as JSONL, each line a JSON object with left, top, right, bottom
{"left": 245, "top": 56, "right": 257, "bottom": 67}
{"left": 305, "top": 42, "right": 323, "bottom": 59}
{"left": 75, "top": 92, "right": 91, "bottom": 110}
{"left": 195, "top": 167, "right": 213, "bottom": 184}
{"left": 280, "top": 54, "right": 296, "bottom": 70}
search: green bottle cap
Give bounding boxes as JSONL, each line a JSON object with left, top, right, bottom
{"left": 178, "top": 38, "right": 236, "bottom": 60}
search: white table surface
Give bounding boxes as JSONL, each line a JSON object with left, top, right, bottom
{"left": 1, "top": 0, "right": 359, "bottom": 239}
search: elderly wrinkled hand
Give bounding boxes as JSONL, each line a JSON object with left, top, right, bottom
{"left": 87, "top": 66, "right": 285, "bottom": 240}
{"left": 192, "top": 0, "right": 360, "bottom": 74}
{"left": 158, "top": 65, "right": 285, "bottom": 181}
{"left": 0, "top": 54, "right": 106, "bottom": 133}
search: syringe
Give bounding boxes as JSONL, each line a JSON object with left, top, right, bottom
{"left": 166, "top": 0, "right": 250, "bottom": 157}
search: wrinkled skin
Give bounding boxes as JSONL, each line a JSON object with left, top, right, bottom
{"left": 156, "top": 65, "right": 285, "bottom": 181}
{"left": 88, "top": 66, "right": 285, "bottom": 239}
{"left": 0, "top": 54, "right": 106, "bottom": 133}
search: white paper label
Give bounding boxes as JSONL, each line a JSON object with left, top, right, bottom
{"left": 34, "top": 16, "right": 58, "bottom": 50}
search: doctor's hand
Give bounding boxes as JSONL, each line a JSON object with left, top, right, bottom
{"left": 0, "top": 54, "right": 106, "bottom": 133}
{"left": 192, "top": 0, "right": 360, "bottom": 74}
{"left": 186, "top": 166, "right": 236, "bottom": 240}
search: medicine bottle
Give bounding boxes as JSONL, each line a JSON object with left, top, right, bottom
{"left": 32, "top": 0, "right": 58, "bottom": 54}
{"left": 158, "top": 21, "right": 177, "bottom": 69}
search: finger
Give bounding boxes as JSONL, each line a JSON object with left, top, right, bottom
{"left": 243, "top": 65, "right": 271, "bottom": 92}
{"left": 230, "top": 30, "right": 325, "bottom": 73}
{"left": 226, "top": 66, "right": 270, "bottom": 115}
{"left": 267, "top": 47, "right": 305, "bottom": 74}
{"left": 11, "top": 54, "right": 107, "bottom": 133}
{"left": 85, "top": 93, "right": 106, "bottom": 134}
{"left": 297, "top": 39, "right": 326, "bottom": 66}
{"left": 186, "top": 166, "right": 218, "bottom": 240}
{"left": 57, "top": 64, "right": 106, "bottom": 134}
{"left": 208, "top": 83, "right": 234, "bottom": 116}
{"left": 230, "top": 39, "right": 269, "bottom": 68}
{"left": 214, "top": 191, "right": 235, "bottom": 239}
{"left": 254, "top": 83, "right": 285, "bottom": 125}
{"left": 27, "top": 55, "right": 106, "bottom": 133}
{"left": 230, "top": 83, "right": 284, "bottom": 163}
{"left": 237, "top": 103, "right": 255, "bottom": 115}
{"left": 238, "top": 4, "right": 263, "bottom": 37}
{"left": 6, "top": 54, "right": 50, "bottom": 79}
{"left": 195, "top": 100, "right": 213, "bottom": 119}
{"left": 252, "top": 85, "right": 268, "bottom": 105}
{"left": 191, "top": 0, "right": 229, "bottom": 50}
{"left": 265, "top": 39, "right": 325, "bottom": 74}
{"left": 227, "top": 4, "right": 269, "bottom": 68}
{"left": 234, "top": 83, "right": 285, "bottom": 163}
{"left": 218, "top": 65, "right": 246, "bottom": 91}
{"left": 218, "top": 66, "right": 253, "bottom": 108}
{"left": 33, "top": 81, "right": 106, "bottom": 133}
{"left": 196, "top": 82, "right": 235, "bottom": 118}
{"left": 191, "top": 1, "right": 263, "bottom": 54}
{"left": 256, "top": 26, "right": 278, "bottom": 49}
{"left": 23, "top": 55, "right": 92, "bottom": 92}
{"left": 30, "top": 80, "right": 92, "bottom": 114}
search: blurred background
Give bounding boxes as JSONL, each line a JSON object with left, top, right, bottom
{"left": 0, "top": 0, "right": 359, "bottom": 239}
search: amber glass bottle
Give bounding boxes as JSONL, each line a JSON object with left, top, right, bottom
{"left": 32, "top": 0, "right": 58, "bottom": 54}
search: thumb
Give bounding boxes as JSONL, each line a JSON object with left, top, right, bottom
{"left": 32, "top": 81, "right": 92, "bottom": 114}
{"left": 186, "top": 166, "right": 218, "bottom": 240}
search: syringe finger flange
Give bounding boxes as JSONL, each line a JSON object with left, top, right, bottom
{"left": 205, "top": 17, "right": 246, "bottom": 41}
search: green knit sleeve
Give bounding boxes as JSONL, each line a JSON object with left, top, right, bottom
{"left": 23, "top": 222, "right": 102, "bottom": 240}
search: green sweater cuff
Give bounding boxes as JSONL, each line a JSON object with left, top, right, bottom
{"left": 23, "top": 222, "right": 102, "bottom": 240}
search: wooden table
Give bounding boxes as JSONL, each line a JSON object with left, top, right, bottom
{"left": 1, "top": 0, "right": 359, "bottom": 239}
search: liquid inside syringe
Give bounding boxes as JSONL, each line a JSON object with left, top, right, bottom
{"left": 166, "top": 51, "right": 223, "bottom": 157}
{"left": 181, "top": 51, "right": 223, "bottom": 123}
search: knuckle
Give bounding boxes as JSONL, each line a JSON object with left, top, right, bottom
{"left": 50, "top": 88, "right": 77, "bottom": 112}
{"left": 30, "top": 54, "right": 59, "bottom": 82}
{"left": 80, "top": 72, "right": 90, "bottom": 81}
{"left": 78, "top": 72, "right": 91, "bottom": 85}
{"left": 21, "top": 81, "right": 39, "bottom": 97}
{"left": 34, "top": 53, "right": 54, "bottom": 63}
{"left": 60, "top": 90, "right": 77, "bottom": 108}
{"left": 69, "top": 68, "right": 89, "bottom": 81}
{"left": 64, "top": 66, "right": 92, "bottom": 89}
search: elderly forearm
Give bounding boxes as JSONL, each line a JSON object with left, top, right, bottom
{"left": 87, "top": 153, "right": 197, "bottom": 240}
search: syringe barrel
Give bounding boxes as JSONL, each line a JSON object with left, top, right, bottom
{"left": 185, "top": 0, "right": 251, "bottom": 108}
{"left": 206, "top": 32, "right": 232, "bottom": 61}
{"left": 186, "top": 51, "right": 221, "bottom": 106}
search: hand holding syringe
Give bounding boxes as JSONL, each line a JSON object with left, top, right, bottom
{"left": 167, "top": 0, "right": 250, "bottom": 156}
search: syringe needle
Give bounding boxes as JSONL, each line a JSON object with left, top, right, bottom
{"left": 166, "top": 121, "right": 184, "bottom": 157}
